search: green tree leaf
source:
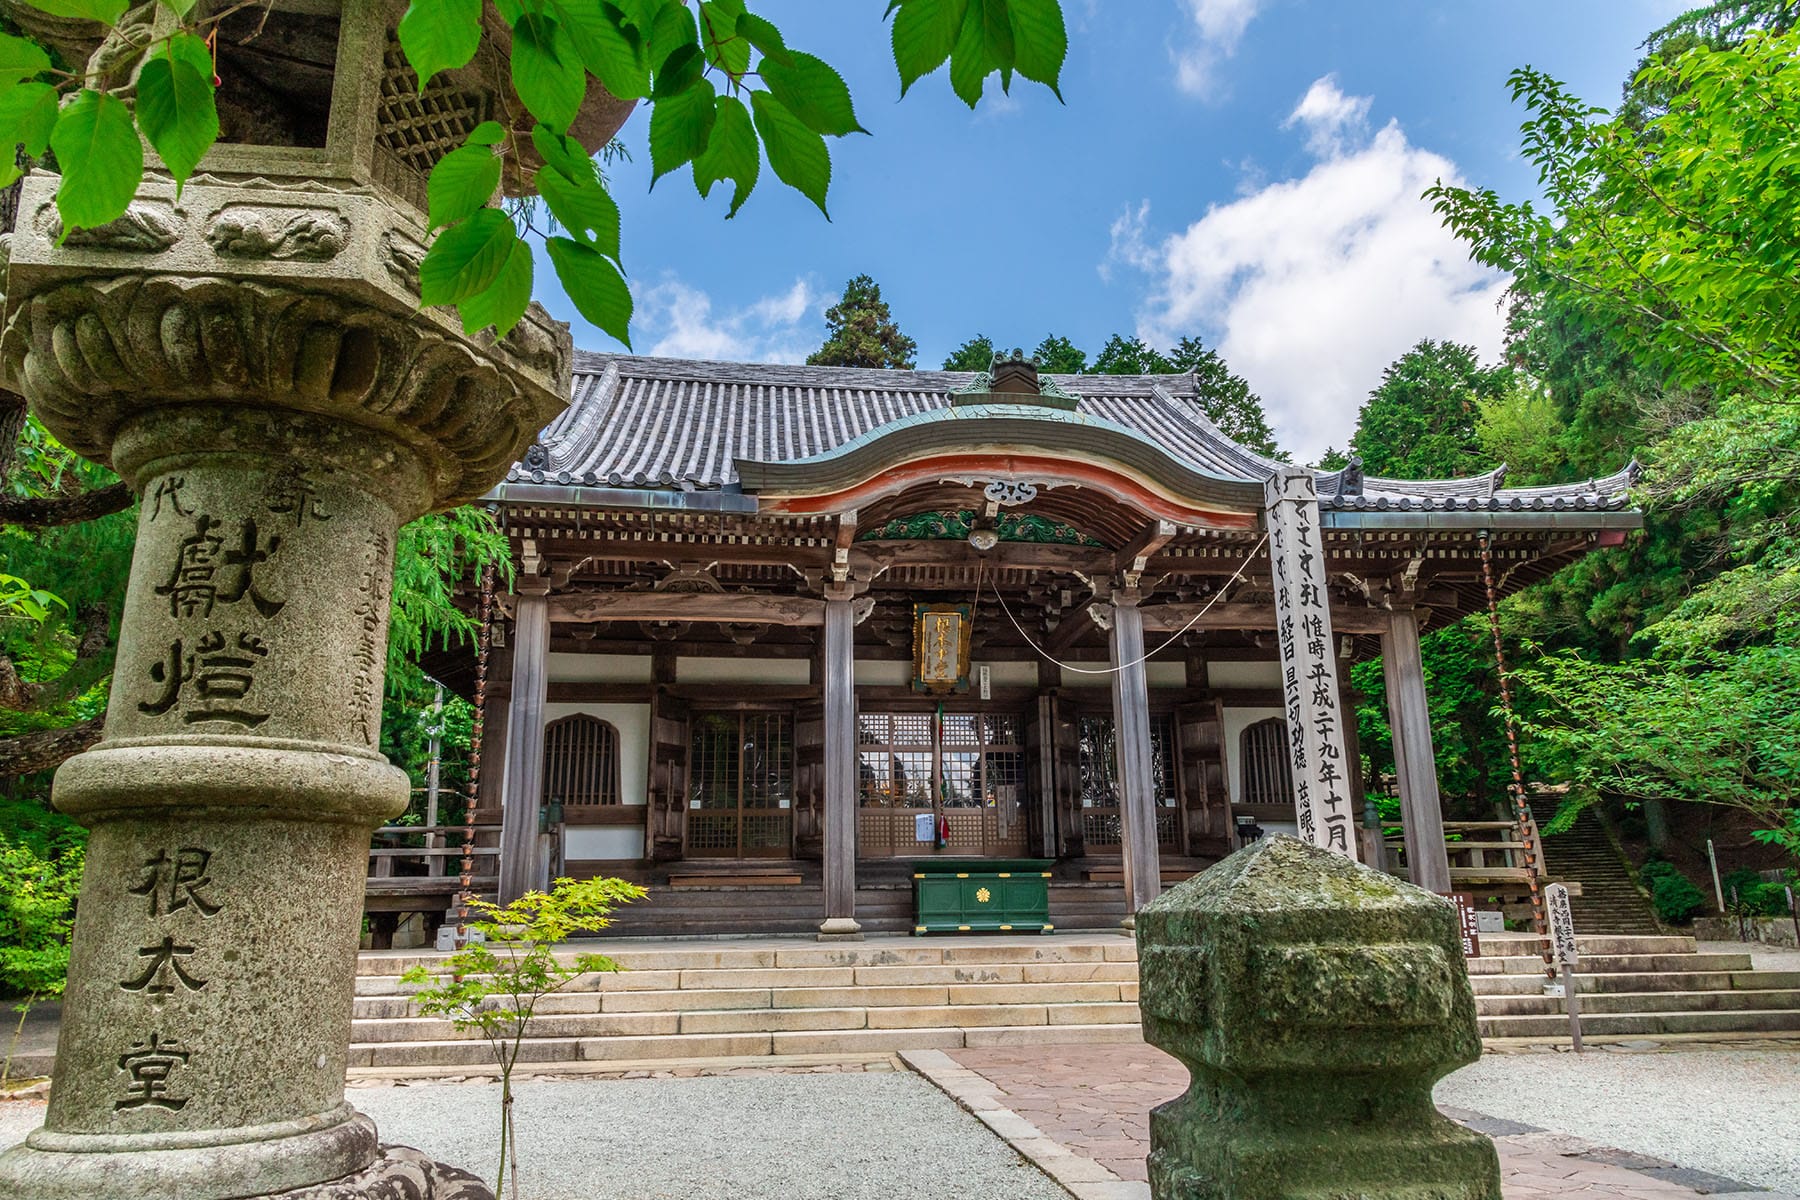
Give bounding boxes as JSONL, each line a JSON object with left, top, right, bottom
{"left": 556, "top": 1, "right": 650, "bottom": 99}
{"left": 537, "top": 163, "right": 621, "bottom": 260}
{"left": 428, "top": 140, "right": 502, "bottom": 229}
{"left": 456, "top": 233, "right": 534, "bottom": 335}
{"left": 738, "top": 10, "right": 795, "bottom": 69}
{"left": 512, "top": 10, "right": 587, "bottom": 132}
{"left": 648, "top": 79, "right": 716, "bottom": 185}
{"left": 546, "top": 236, "right": 633, "bottom": 346}
{"left": 751, "top": 90, "right": 829, "bottom": 217}
{"left": 761, "top": 51, "right": 866, "bottom": 136}
{"left": 947, "top": 0, "right": 989, "bottom": 107}
{"left": 49, "top": 90, "right": 142, "bottom": 235}
{"left": 398, "top": 0, "right": 483, "bottom": 89}
{"left": 649, "top": 1, "right": 700, "bottom": 74}
{"left": 699, "top": 0, "right": 750, "bottom": 80}
{"left": 0, "top": 32, "right": 51, "bottom": 90}
{"left": 889, "top": 0, "right": 966, "bottom": 97}
{"left": 972, "top": 0, "right": 1016, "bottom": 83}
{"left": 419, "top": 207, "right": 519, "bottom": 306}
{"left": 0, "top": 83, "right": 60, "bottom": 187}
{"left": 16, "top": 0, "right": 126, "bottom": 21}
{"left": 692, "top": 93, "right": 758, "bottom": 217}
{"left": 652, "top": 41, "right": 705, "bottom": 97}
{"left": 1008, "top": 0, "right": 1066, "bottom": 97}
{"left": 136, "top": 36, "right": 220, "bottom": 193}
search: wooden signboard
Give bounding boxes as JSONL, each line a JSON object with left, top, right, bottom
{"left": 913, "top": 603, "right": 972, "bottom": 693}
{"left": 1544, "top": 882, "right": 1583, "bottom": 1052}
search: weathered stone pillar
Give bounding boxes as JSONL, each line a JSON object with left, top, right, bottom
{"left": 1108, "top": 591, "right": 1162, "bottom": 916}
{"left": 819, "top": 590, "right": 860, "bottom": 939}
{"left": 1136, "top": 836, "right": 1501, "bottom": 1199}
{"left": 499, "top": 588, "right": 551, "bottom": 902}
{"left": 1383, "top": 609, "right": 1451, "bottom": 893}
{"left": 0, "top": 278, "right": 565, "bottom": 1197}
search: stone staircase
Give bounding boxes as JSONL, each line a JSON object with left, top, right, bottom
{"left": 348, "top": 932, "right": 1800, "bottom": 1072}
{"left": 1528, "top": 795, "right": 1661, "bottom": 934}
{"left": 1471, "top": 934, "right": 1800, "bottom": 1041}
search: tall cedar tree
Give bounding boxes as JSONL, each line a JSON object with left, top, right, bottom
{"left": 807, "top": 275, "right": 917, "bottom": 370}
{"left": 1348, "top": 340, "right": 1510, "bottom": 480}
{"left": 942, "top": 334, "right": 996, "bottom": 371}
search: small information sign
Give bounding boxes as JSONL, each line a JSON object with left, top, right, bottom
{"left": 1448, "top": 892, "right": 1481, "bottom": 958}
{"left": 1545, "top": 883, "right": 1579, "bottom": 967}
{"left": 914, "top": 813, "right": 936, "bottom": 843}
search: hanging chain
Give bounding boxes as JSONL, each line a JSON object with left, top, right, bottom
{"left": 457, "top": 564, "right": 497, "bottom": 947}
{"left": 1478, "top": 533, "right": 1554, "bottom": 970}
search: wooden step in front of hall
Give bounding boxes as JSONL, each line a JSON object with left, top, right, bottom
{"left": 347, "top": 932, "right": 1800, "bottom": 1072}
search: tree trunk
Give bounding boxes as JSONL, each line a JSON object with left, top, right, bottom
{"left": 0, "top": 716, "right": 104, "bottom": 778}
{"left": 0, "top": 481, "right": 133, "bottom": 528}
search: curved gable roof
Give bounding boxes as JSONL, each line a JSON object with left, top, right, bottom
{"left": 501, "top": 353, "right": 1637, "bottom": 515}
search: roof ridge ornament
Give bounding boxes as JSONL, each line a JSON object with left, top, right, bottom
{"left": 950, "top": 349, "right": 1081, "bottom": 411}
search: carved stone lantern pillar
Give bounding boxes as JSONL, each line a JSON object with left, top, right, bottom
{"left": 0, "top": 3, "right": 629, "bottom": 1196}
{"left": 1135, "top": 836, "right": 1502, "bottom": 1199}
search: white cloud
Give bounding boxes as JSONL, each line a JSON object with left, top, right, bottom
{"left": 1284, "top": 75, "right": 1371, "bottom": 158}
{"left": 635, "top": 275, "right": 827, "bottom": 363}
{"left": 1173, "top": 0, "right": 1262, "bottom": 97}
{"left": 1114, "top": 101, "right": 1508, "bottom": 463}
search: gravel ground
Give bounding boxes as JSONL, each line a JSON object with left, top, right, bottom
{"left": 1436, "top": 1047, "right": 1800, "bottom": 1193}
{"left": 2, "top": 1073, "right": 1070, "bottom": 1200}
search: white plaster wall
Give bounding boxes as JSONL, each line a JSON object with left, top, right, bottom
{"left": 564, "top": 826, "right": 645, "bottom": 860}
{"left": 543, "top": 701, "right": 650, "bottom": 806}
{"left": 547, "top": 652, "right": 652, "bottom": 683}
{"left": 854, "top": 659, "right": 912, "bottom": 687}
{"left": 1208, "top": 660, "right": 1281, "bottom": 689}
{"left": 678, "top": 657, "right": 811, "bottom": 685}
{"left": 1222, "top": 705, "right": 1286, "bottom": 804}
{"left": 1059, "top": 664, "right": 1111, "bottom": 688}
{"left": 1148, "top": 662, "right": 1186, "bottom": 689}
{"left": 979, "top": 661, "right": 1039, "bottom": 688}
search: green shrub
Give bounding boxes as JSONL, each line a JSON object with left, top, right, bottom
{"left": 1722, "top": 869, "right": 1793, "bottom": 917}
{"left": 0, "top": 832, "right": 83, "bottom": 999}
{"left": 1645, "top": 866, "right": 1707, "bottom": 924}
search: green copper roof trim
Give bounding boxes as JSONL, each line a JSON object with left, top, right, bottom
{"left": 734, "top": 403, "right": 1270, "bottom": 509}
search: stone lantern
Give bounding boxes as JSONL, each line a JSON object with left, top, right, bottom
{"left": 0, "top": 3, "right": 631, "bottom": 1196}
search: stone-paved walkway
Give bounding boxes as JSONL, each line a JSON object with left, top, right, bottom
{"left": 908, "top": 1045, "right": 1796, "bottom": 1200}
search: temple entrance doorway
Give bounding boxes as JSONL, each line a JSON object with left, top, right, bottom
{"left": 685, "top": 711, "right": 795, "bottom": 858}
{"left": 855, "top": 709, "right": 1030, "bottom": 857}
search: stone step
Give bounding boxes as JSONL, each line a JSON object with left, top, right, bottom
{"left": 1465, "top": 951, "right": 1753, "bottom": 976}
{"left": 1470, "top": 969, "right": 1800, "bottom": 996}
{"left": 1478, "top": 1007, "right": 1800, "bottom": 1039}
{"left": 355, "top": 938, "right": 1136, "bottom": 979}
{"left": 1477, "top": 988, "right": 1800, "bottom": 1017}
{"left": 347, "top": 1023, "right": 1144, "bottom": 1069}
{"left": 351, "top": 999, "right": 1140, "bottom": 1044}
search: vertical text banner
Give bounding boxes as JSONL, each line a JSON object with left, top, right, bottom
{"left": 1264, "top": 467, "right": 1359, "bottom": 861}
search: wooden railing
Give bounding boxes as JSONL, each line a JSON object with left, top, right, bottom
{"left": 367, "top": 823, "right": 501, "bottom": 881}
{"left": 1384, "top": 819, "right": 1548, "bottom": 884}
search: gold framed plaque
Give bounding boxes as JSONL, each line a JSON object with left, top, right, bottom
{"left": 913, "top": 603, "right": 973, "bottom": 694}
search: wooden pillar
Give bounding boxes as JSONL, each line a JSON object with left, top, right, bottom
{"left": 1383, "top": 609, "right": 1451, "bottom": 893}
{"left": 819, "top": 592, "right": 861, "bottom": 938}
{"left": 1109, "top": 593, "right": 1162, "bottom": 916}
{"left": 499, "top": 588, "right": 551, "bottom": 902}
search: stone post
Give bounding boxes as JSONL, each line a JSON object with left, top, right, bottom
{"left": 0, "top": 274, "right": 565, "bottom": 1198}
{"left": 1135, "top": 836, "right": 1501, "bottom": 1199}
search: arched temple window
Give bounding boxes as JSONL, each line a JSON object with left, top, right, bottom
{"left": 1239, "top": 718, "right": 1294, "bottom": 806}
{"left": 543, "top": 714, "right": 622, "bottom": 806}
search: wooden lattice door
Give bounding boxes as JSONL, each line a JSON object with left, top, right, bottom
{"left": 686, "top": 711, "right": 795, "bottom": 859}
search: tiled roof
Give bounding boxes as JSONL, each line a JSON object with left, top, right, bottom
{"left": 504, "top": 353, "right": 1637, "bottom": 512}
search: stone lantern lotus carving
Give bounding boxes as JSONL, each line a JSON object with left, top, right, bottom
{"left": 0, "top": 4, "right": 633, "bottom": 1199}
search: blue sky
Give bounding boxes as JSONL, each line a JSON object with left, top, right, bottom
{"left": 528, "top": 1, "right": 1686, "bottom": 462}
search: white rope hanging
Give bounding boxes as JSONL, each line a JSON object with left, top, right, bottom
{"left": 976, "top": 533, "right": 1271, "bottom": 676}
